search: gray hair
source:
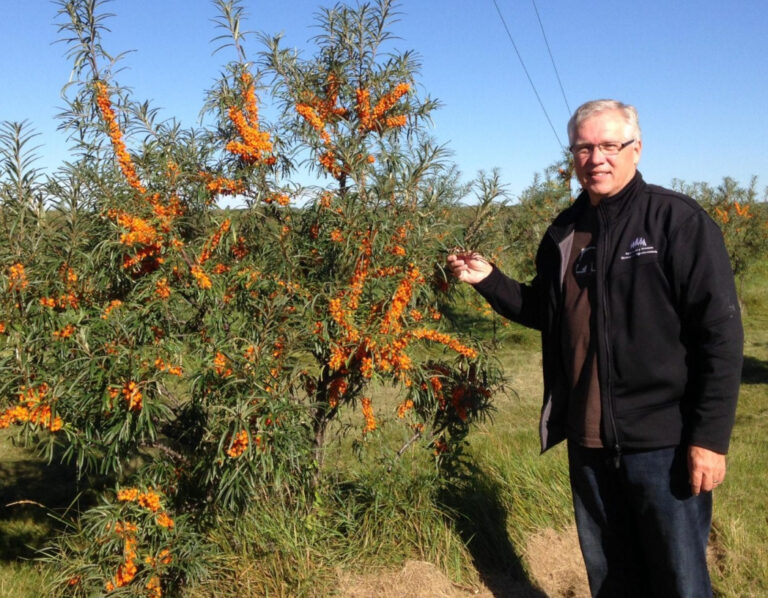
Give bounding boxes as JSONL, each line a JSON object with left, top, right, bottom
{"left": 567, "top": 99, "right": 641, "bottom": 146}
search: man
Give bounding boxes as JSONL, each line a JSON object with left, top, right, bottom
{"left": 447, "top": 99, "right": 743, "bottom": 597}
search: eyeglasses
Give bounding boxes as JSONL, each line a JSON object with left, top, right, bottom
{"left": 570, "top": 139, "right": 635, "bottom": 158}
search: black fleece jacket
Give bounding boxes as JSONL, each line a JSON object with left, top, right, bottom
{"left": 474, "top": 172, "right": 743, "bottom": 455}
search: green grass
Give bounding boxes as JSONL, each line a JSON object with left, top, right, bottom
{"left": 0, "top": 432, "right": 72, "bottom": 594}
{"left": 1, "top": 266, "right": 766, "bottom": 597}
{"left": 708, "top": 262, "right": 768, "bottom": 596}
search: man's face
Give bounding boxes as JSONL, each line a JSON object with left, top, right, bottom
{"left": 572, "top": 109, "right": 642, "bottom": 203}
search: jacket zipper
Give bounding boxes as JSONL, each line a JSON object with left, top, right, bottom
{"left": 597, "top": 205, "right": 622, "bottom": 468}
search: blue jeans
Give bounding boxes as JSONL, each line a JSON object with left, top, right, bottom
{"left": 568, "top": 442, "right": 713, "bottom": 598}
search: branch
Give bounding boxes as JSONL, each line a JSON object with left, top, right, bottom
{"left": 139, "top": 441, "right": 189, "bottom": 466}
{"left": 390, "top": 428, "right": 422, "bottom": 468}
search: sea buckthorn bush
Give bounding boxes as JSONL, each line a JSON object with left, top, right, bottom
{"left": 0, "top": 0, "right": 502, "bottom": 594}
{"left": 672, "top": 176, "right": 768, "bottom": 297}
{"left": 500, "top": 156, "right": 573, "bottom": 281}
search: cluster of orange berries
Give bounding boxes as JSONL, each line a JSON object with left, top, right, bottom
{"left": 427, "top": 375, "right": 443, "bottom": 396}
{"left": 95, "top": 82, "right": 146, "bottom": 194}
{"left": 450, "top": 386, "right": 472, "bottom": 421}
{"left": 410, "top": 329, "right": 477, "bottom": 359}
{"left": 295, "top": 73, "right": 346, "bottom": 146}
{"left": 52, "top": 323, "right": 76, "bottom": 340}
{"left": 328, "top": 377, "right": 349, "bottom": 409}
{"left": 243, "top": 345, "right": 257, "bottom": 362}
{"left": 226, "top": 72, "right": 276, "bottom": 165}
{"left": 59, "top": 264, "right": 78, "bottom": 285}
{"left": 0, "top": 383, "right": 63, "bottom": 432}
{"left": 385, "top": 224, "right": 412, "bottom": 257}
{"left": 7, "top": 263, "right": 28, "bottom": 291}
{"left": 199, "top": 172, "right": 245, "bottom": 197}
{"left": 102, "top": 299, "right": 123, "bottom": 319}
{"left": 96, "top": 83, "right": 191, "bottom": 279}
{"left": 396, "top": 399, "right": 414, "bottom": 419}
{"left": 117, "top": 488, "right": 176, "bottom": 530}
{"left": 296, "top": 103, "right": 332, "bottom": 144}
{"left": 198, "top": 219, "right": 231, "bottom": 265}
{"left": 191, "top": 265, "right": 212, "bottom": 290}
{"left": 294, "top": 73, "right": 409, "bottom": 179}
{"left": 355, "top": 82, "right": 410, "bottom": 132}
{"left": 148, "top": 193, "right": 185, "bottom": 235}
{"left": 360, "top": 397, "right": 376, "bottom": 433}
{"left": 326, "top": 239, "right": 374, "bottom": 374}
{"left": 213, "top": 352, "right": 232, "bottom": 377}
{"left": 227, "top": 430, "right": 249, "bottom": 458}
{"left": 714, "top": 201, "right": 752, "bottom": 224}
{"left": 112, "top": 212, "right": 157, "bottom": 247}
{"left": 109, "top": 381, "right": 143, "bottom": 412}
{"left": 122, "top": 244, "right": 166, "bottom": 273}
{"left": 106, "top": 208, "right": 166, "bottom": 274}
{"left": 263, "top": 192, "right": 291, "bottom": 206}
{"left": 225, "top": 429, "right": 265, "bottom": 458}
{"left": 105, "top": 522, "right": 139, "bottom": 592}
{"left": 378, "top": 336, "right": 413, "bottom": 382}
{"left": 380, "top": 265, "right": 422, "bottom": 335}
{"left": 231, "top": 236, "right": 249, "bottom": 260}
{"left": 318, "top": 150, "right": 345, "bottom": 179}
{"left": 39, "top": 289, "right": 80, "bottom": 310}
{"left": 146, "top": 575, "right": 163, "bottom": 598}
{"left": 318, "top": 231, "right": 479, "bottom": 432}
{"left": 154, "top": 358, "right": 183, "bottom": 377}
{"left": 155, "top": 278, "right": 171, "bottom": 300}
{"left": 433, "top": 437, "right": 448, "bottom": 456}
{"left": 103, "top": 489, "right": 174, "bottom": 594}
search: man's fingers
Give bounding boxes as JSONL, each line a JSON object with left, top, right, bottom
{"left": 688, "top": 445, "right": 727, "bottom": 495}
{"left": 446, "top": 255, "right": 467, "bottom": 277}
{"left": 689, "top": 469, "right": 703, "bottom": 496}
{"left": 446, "top": 253, "right": 491, "bottom": 284}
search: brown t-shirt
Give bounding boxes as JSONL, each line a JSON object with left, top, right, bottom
{"left": 561, "top": 205, "right": 602, "bottom": 448}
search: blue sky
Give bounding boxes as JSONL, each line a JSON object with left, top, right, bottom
{"left": 3, "top": 0, "right": 767, "bottom": 199}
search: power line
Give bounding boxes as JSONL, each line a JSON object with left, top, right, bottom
{"left": 491, "top": 0, "right": 564, "bottom": 150}
{"left": 531, "top": 0, "right": 571, "bottom": 114}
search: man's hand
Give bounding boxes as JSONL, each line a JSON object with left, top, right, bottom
{"left": 688, "top": 445, "right": 727, "bottom": 495}
{"left": 446, "top": 252, "right": 493, "bottom": 285}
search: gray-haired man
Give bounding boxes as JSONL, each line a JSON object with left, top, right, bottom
{"left": 448, "top": 100, "right": 743, "bottom": 597}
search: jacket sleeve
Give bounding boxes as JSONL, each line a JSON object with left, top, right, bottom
{"left": 472, "top": 266, "right": 545, "bottom": 331}
{"left": 668, "top": 211, "right": 744, "bottom": 454}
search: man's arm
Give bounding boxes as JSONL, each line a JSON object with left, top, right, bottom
{"left": 668, "top": 211, "right": 744, "bottom": 493}
{"left": 447, "top": 252, "right": 545, "bottom": 331}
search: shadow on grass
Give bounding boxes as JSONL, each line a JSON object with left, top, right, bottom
{"left": 0, "top": 452, "right": 91, "bottom": 561}
{"left": 439, "top": 464, "right": 547, "bottom": 598}
{"left": 742, "top": 355, "right": 768, "bottom": 384}
{"left": 441, "top": 302, "right": 539, "bottom": 351}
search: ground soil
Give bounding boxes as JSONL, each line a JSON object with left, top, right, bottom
{"left": 337, "top": 525, "right": 589, "bottom": 598}
{"left": 523, "top": 526, "right": 589, "bottom": 598}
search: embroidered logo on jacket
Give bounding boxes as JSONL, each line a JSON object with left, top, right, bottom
{"left": 574, "top": 246, "right": 597, "bottom": 277}
{"left": 621, "top": 236, "right": 658, "bottom": 260}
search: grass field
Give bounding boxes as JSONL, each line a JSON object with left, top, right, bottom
{"left": 1, "top": 264, "right": 766, "bottom": 597}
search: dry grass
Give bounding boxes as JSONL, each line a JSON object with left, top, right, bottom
{"left": 336, "top": 559, "right": 543, "bottom": 598}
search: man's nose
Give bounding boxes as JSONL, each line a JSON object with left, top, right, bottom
{"left": 587, "top": 146, "right": 607, "bottom": 163}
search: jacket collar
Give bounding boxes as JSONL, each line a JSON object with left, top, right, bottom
{"left": 548, "top": 171, "right": 646, "bottom": 244}
{"left": 595, "top": 170, "right": 645, "bottom": 222}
